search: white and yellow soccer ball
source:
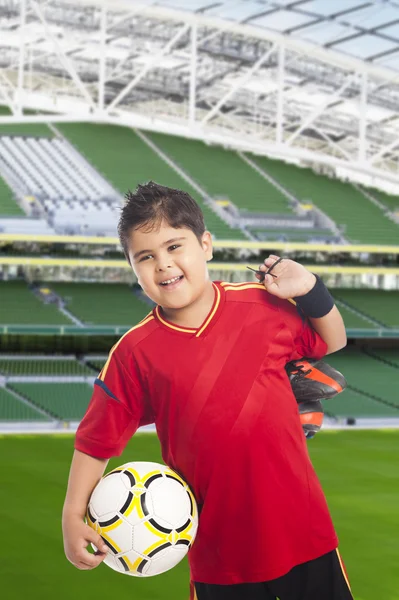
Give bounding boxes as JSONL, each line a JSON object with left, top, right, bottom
{"left": 86, "top": 461, "right": 198, "bottom": 577}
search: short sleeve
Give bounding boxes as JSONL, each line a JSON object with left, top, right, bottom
{"left": 75, "top": 348, "right": 152, "bottom": 459}
{"left": 277, "top": 298, "right": 328, "bottom": 361}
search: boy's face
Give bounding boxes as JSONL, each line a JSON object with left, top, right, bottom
{"left": 128, "top": 221, "right": 213, "bottom": 310}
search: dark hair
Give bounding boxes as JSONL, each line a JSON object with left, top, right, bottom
{"left": 118, "top": 181, "right": 206, "bottom": 262}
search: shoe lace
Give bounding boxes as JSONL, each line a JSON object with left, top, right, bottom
{"left": 286, "top": 362, "right": 312, "bottom": 379}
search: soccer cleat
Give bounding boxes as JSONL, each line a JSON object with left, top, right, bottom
{"left": 286, "top": 358, "right": 346, "bottom": 403}
{"left": 298, "top": 400, "right": 324, "bottom": 439}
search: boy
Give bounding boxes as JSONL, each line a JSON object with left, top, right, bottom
{"left": 62, "top": 182, "right": 351, "bottom": 600}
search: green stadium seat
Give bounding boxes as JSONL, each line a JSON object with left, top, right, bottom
{"left": 0, "top": 282, "right": 70, "bottom": 325}
{"left": 362, "top": 187, "right": 399, "bottom": 213}
{"left": 333, "top": 302, "right": 378, "bottom": 330}
{"left": 147, "top": 132, "right": 293, "bottom": 215}
{"left": 51, "top": 283, "right": 150, "bottom": 325}
{"left": 249, "top": 155, "right": 399, "bottom": 245}
{"left": 323, "top": 388, "right": 399, "bottom": 418}
{"left": 325, "top": 348, "right": 399, "bottom": 407}
{"left": 0, "top": 175, "right": 23, "bottom": 216}
{"left": 0, "top": 358, "right": 94, "bottom": 376}
{"left": 9, "top": 383, "right": 92, "bottom": 421}
{"left": 58, "top": 123, "right": 245, "bottom": 240}
{"left": 0, "top": 386, "right": 50, "bottom": 421}
{"left": 333, "top": 290, "right": 399, "bottom": 328}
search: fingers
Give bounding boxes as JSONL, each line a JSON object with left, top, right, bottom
{"left": 70, "top": 547, "right": 108, "bottom": 570}
{"left": 258, "top": 255, "right": 283, "bottom": 285}
{"left": 86, "top": 528, "right": 109, "bottom": 555}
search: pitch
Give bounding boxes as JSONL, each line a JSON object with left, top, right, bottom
{"left": 0, "top": 431, "right": 398, "bottom": 600}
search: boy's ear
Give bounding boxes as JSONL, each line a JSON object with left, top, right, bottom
{"left": 202, "top": 231, "right": 213, "bottom": 261}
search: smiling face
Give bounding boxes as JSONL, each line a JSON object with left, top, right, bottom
{"left": 128, "top": 221, "right": 214, "bottom": 320}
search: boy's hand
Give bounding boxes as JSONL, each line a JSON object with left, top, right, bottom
{"left": 256, "top": 255, "right": 316, "bottom": 299}
{"left": 63, "top": 514, "right": 108, "bottom": 570}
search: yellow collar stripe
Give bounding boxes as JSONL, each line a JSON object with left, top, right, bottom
{"left": 155, "top": 306, "right": 197, "bottom": 333}
{"left": 196, "top": 283, "right": 221, "bottom": 337}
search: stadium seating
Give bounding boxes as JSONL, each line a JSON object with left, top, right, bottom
{"left": 0, "top": 282, "right": 71, "bottom": 325}
{"left": 325, "top": 348, "right": 399, "bottom": 408}
{"left": 333, "top": 302, "right": 378, "bottom": 330}
{"left": 0, "top": 386, "right": 50, "bottom": 421}
{"left": 249, "top": 155, "right": 399, "bottom": 244}
{"left": 333, "top": 290, "right": 399, "bottom": 328}
{"left": 367, "top": 349, "right": 399, "bottom": 368}
{"left": 9, "top": 383, "right": 92, "bottom": 420}
{"left": 147, "top": 132, "right": 293, "bottom": 214}
{"left": 0, "top": 358, "right": 93, "bottom": 376}
{"left": 363, "top": 187, "right": 399, "bottom": 213}
{"left": 52, "top": 283, "right": 150, "bottom": 325}
{"left": 58, "top": 123, "right": 246, "bottom": 240}
{"left": 323, "top": 387, "right": 399, "bottom": 418}
{"left": 0, "top": 175, "right": 23, "bottom": 216}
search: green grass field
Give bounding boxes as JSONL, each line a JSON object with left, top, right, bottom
{"left": 1, "top": 431, "right": 398, "bottom": 600}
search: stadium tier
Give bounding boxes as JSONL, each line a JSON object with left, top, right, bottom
{"left": 323, "top": 387, "right": 399, "bottom": 419}
{"left": 330, "top": 302, "right": 378, "bottom": 330}
{"left": 0, "top": 358, "right": 93, "bottom": 376}
{"left": 367, "top": 349, "right": 399, "bottom": 368}
{"left": 333, "top": 289, "right": 399, "bottom": 328}
{"left": 51, "top": 283, "right": 150, "bottom": 325}
{"left": 147, "top": 132, "right": 292, "bottom": 214}
{"left": 325, "top": 348, "right": 399, "bottom": 410}
{"left": 58, "top": 123, "right": 245, "bottom": 240}
{"left": 0, "top": 386, "right": 50, "bottom": 421}
{"left": 249, "top": 155, "right": 399, "bottom": 245}
{"left": 0, "top": 281, "right": 71, "bottom": 325}
{"left": 1, "top": 349, "right": 398, "bottom": 423}
{"left": 8, "top": 382, "right": 92, "bottom": 421}
{"left": 362, "top": 187, "right": 399, "bottom": 213}
{"left": 0, "top": 174, "right": 23, "bottom": 215}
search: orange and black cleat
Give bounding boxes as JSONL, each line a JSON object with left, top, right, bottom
{"left": 298, "top": 400, "right": 324, "bottom": 439}
{"left": 286, "top": 358, "right": 347, "bottom": 403}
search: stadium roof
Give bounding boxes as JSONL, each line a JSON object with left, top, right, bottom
{"left": 0, "top": 0, "right": 399, "bottom": 190}
{"left": 140, "top": 0, "right": 399, "bottom": 71}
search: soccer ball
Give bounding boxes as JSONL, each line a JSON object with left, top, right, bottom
{"left": 86, "top": 461, "right": 198, "bottom": 577}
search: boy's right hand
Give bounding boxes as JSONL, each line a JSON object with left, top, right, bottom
{"left": 63, "top": 514, "right": 109, "bottom": 570}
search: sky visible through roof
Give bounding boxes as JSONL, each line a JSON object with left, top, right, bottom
{"left": 148, "top": 0, "right": 399, "bottom": 69}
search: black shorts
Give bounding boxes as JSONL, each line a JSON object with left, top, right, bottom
{"left": 194, "top": 550, "right": 353, "bottom": 600}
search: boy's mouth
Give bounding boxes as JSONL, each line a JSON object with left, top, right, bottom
{"left": 159, "top": 275, "right": 184, "bottom": 287}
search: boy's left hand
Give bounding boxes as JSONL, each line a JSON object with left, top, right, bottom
{"left": 256, "top": 255, "right": 316, "bottom": 299}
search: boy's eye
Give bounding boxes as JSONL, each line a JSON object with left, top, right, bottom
{"left": 140, "top": 254, "right": 153, "bottom": 262}
{"left": 169, "top": 244, "right": 181, "bottom": 251}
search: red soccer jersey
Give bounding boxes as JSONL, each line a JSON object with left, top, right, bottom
{"left": 76, "top": 281, "right": 338, "bottom": 584}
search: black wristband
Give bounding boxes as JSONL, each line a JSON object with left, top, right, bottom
{"left": 293, "top": 274, "right": 334, "bottom": 318}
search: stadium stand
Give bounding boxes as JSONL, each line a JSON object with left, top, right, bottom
{"left": 363, "top": 187, "right": 399, "bottom": 213}
{"left": 0, "top": 386, "right": 50, "bottom": 421}
{"left": 0, "top": 174, "right": 23, "bottom": 216}
{"left": 0, "top": 281, "right": 71, "bottom": 325}
{"left": 58, "top": 123, "right": 246, "bottom": 239}
{"left": 323, "top": 387, "right": 399, "bottom": 419}
{"left": 8, "top": 382, "right": 92, "bottom": 421}
{"left": 52, "top": 283, "right": 150, "bottom": 325}
{"left": 249, "top": 155, "right": 399, "bottom": 245}
{"left": 147, "top": 132, "right": 293, "bottom": 214}
{"left": 332, "top": 302, "right": 378, "bottom": 330}
{"left": 325, "top": 348, "right": 399, "bottom": 409}
{"left": 333, "top": 290, "right": 399, "bottom": 328}
{"left": 365, "top": 349, "right": 399, "bottom": 369}
{"left": 0, "top": 358, "right": 93, "bottom": 376}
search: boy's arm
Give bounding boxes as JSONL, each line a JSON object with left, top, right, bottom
{"left": 62, "top": 449, "right": 109, "bottom": 570}
{"left": 257, "top": 254, "right": 346, "bottom": 355}
{"left": 308, "top": 304, "right": 346, "bottom": 355}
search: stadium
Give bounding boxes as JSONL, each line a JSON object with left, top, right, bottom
{"left": 0, "top": 0, "right": 398, "bottom": 599}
